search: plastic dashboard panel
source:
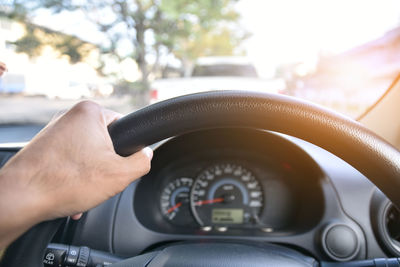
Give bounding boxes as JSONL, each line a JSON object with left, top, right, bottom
{"left": 0, "top": 128, "right": 392, "bottom": 262}
{"left": 66, "top": 128, "right": 388, "bottom": 261}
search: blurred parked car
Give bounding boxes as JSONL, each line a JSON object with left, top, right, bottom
{"left": 150, "top": 57, "right": 285, "bottom": 103}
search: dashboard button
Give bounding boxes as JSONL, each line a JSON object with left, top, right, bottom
{"left": 322, "top": 224, "right": 359, "bottom": 261}
{"left": 65, "top": 245, "right": 79, "bottom": 265}
{"left": 43, "top": 248, "right": 66, "bottom": 266}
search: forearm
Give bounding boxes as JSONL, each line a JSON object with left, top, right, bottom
{"left": 0, "top": 159, "right": 47, "bottom": 249}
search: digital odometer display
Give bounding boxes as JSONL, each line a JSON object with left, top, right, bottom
{"left": 190, "top": 163, "right": 264, "bottom": 226}
{"left": 212, "top": 209, "right": 243, "bottom": 224}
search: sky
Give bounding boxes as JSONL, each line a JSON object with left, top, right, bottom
{"left": 32, "top": 0, "right": 400, "bottom": 78}
{"left": 236, "top": 0, "right": 400, "bottom": 77}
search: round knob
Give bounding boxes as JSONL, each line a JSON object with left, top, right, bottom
{"left": 322, "top": 224, "right": 360, "bottom": 261}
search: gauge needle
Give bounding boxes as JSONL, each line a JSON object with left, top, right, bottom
{"left": 167, "top": 202, "right": 182, "bottom": 213}
{"left": 195, "top": 198, "right": 224, "bottom": 206}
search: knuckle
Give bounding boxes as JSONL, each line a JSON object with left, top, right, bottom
{"left": 73, "top": 100, "right": 101, "bottom": 114}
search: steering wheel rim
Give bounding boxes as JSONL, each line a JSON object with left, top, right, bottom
{"left": 109, "top": 90, "right": 400, "bottom": 205}
{"left": 2, "top": 90, "right": 400, "bottom": 267}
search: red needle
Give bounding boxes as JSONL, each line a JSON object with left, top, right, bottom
{"left": 195, "top": 198, "right": 224, "bottom": 206}
{"left": 167, "top": 202, "right": 182, "bottom": 213}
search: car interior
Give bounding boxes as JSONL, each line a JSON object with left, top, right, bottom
{"left": 1, "top": 1, "right": 400, "bottom": 267}
{"left": 0, "top": 86, "right": 400, "bottom": 266}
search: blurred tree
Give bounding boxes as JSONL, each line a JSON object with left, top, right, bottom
{"left": 11, "top": 23, "right": 93, "bottom": 63}
{"left": 2, "top": 0, "right": 244, "bottom": 89}
{"left": 170, "top": 27, "right": 248, "bottom": 76}
{"left": 154, "top": 0, "right": 247, "bottom": 76}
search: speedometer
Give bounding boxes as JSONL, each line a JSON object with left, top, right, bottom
{"left": 160, "top": 177, "right": 193, "bottom": 226}
{"left": 190, "top": 163, "right": 263, "bottom": 227}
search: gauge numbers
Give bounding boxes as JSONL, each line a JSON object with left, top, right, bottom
{"left": 190, "top": 163, "right": 264, "bottom": 226}
{"left": 160, "top": 177, "right": 193, "bottom": 225}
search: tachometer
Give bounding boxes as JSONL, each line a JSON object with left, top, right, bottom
{"left": 160, "top": 177, "right": 193, "bottom": 226}
{"left": 190, "top": 163, "right": 263, "bottom": 227}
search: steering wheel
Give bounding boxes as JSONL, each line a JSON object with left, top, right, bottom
{"left": 1, "top": 91, "right": 400, "bottom": 267}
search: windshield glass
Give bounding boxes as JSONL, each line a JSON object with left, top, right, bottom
{"left": 192, "top": 62, "right": 258, "bottom": 77}
{"left": 0, "top": 0, "right": 399, "bottom": 125}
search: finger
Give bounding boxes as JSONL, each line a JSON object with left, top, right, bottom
{"left": 69, "top": 101, "right": 121, "bottom": 125}
{"left": 71, "top": 213, "right": 83, "bottom": 220}
{"left": 120, "top": 147, "right": 153, "bottom": 178}
{"left": 102, "top": 108, "right": 123, "bottom": 125}
{"left": 142, "top": 147, "right": 153, "bottom": 160}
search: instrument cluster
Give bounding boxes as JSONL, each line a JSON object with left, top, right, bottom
{"left": 160, "top": 162, "right": 265, "bottom": 230}
{"left": 134, "top": 128, "right": 325, "bottom": 235}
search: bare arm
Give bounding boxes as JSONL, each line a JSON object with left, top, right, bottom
{"left": 0, "top": 101, "right": 152, "bottom": 248}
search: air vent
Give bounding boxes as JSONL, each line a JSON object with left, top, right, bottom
{"left": 382, "top": 204, "right": 400, "bottom": 253}
{"left": 371, "top": 191, "right": 400, "bottom": 256}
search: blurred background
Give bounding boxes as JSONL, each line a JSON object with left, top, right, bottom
{"left": 1, "top": 0, "right": 400, "bottom": 125}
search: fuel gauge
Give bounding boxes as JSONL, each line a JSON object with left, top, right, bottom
{"left": 160, "top": 177, "right": 194, "bottom": 226}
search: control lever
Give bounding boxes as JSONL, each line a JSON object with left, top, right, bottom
{"left": 321, "top": 258, "right": 400, "bottom": 267}
{"left": 43, "top": 243, "right": 122, "bottom": 267}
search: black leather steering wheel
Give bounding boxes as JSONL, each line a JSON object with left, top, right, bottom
{"left": 1, "top": 91, "right": 400, "bottom": 266}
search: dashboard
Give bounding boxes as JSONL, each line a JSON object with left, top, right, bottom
{"left": 0, "top": 127, "right": 399, "bottom": 263}
{"left": 134, "top": 128, "right": 324, "bottom": 236}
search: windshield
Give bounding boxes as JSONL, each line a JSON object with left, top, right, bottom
{"left": 0, "top": 0, "right": 399, "bottom": 125}
{"left": 192, "top": 64, "right": 258, "bottom": 77}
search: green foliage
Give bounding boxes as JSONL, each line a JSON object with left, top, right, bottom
{"left": 54, "top": 36, "right": 88, "bottom": 64}
{"left": 153, "top": 0, "right": 246, "bottom": 72}
{"left": 12, "top": 25, "right": 42, "bottom": 56}
{"left": 6, "top": 20, "right": 93, "bottom": 64}
{"left": 171, "top": 25, "right": 248, "bottom": 62}
{"left": 3, "top": 0, "right": 246, "bottom": 88}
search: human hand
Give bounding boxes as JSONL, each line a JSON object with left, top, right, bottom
{"left": 0, "top": 61, "right": 7, "bottom": 77}
{"left": 0, "top": 101, "right": 152, "bottom": 247}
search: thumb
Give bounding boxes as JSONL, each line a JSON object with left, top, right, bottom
{"left": 120, "top": 147, "right": 153, "bottom": 179}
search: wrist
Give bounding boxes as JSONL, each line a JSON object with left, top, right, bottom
{"left": 0, "top": 160, "right": 49, "bottom": 247}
